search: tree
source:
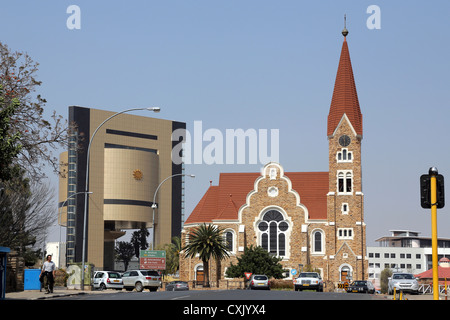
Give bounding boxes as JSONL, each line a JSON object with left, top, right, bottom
{"left": 0, "top": 85, "right": 22, "bottom": 181}
{"left": 130, "top": 227, "right": 149, "bottom": 258}
{"left": 156, "top": 236, "right": 182, "bottom": 276}
{"left": 225, "top": 245, "right": 286, "bottom": 279}
{"left": 0, "top": 171, "right": 56, "bottom": 250}
{"left": 182, "top": 224, "right": 229, "bottom": 287}
{"left": 380, "top": 268, "right": 393, "bottom": 294}
{"left": 115, "top": 241, "right": 135, "bottom": 271}
{"left": 0, "top": 42, "right": 69, "bottom": 179}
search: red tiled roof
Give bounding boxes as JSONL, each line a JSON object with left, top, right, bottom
{"left": 184, "top": 171, "right": 329, "bottom": 224}
{"left": 415, "top": 266, "right": 450, "bottom": 280}
{"left": 327, "top": 37, "right": 363, "bottom": 137}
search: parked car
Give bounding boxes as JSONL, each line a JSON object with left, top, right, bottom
{"left": 293, "top": 272, "right": 323, "bottom": 292}
{"left": 346, "top": 280, "right": 375, "bottom": 294}
{"left": 166, "top": 281, "right": 189, "bottom": 291}
{"left": 388, "top": 273, "right": 419, "bottom": 295}
{"left": 247, "top": 275, "right": 270, "bottom": 290}
{"left": 92, "top": 271, "right": 123, "bottom": 290}
{"left": 122, "top": 270, "right": 162, "bottom": 292}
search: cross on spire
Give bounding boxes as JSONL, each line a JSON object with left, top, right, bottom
{"left": 342, "top": 14, "right": 349, "bottom": 37}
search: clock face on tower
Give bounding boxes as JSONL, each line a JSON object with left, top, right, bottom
{"left": 339, "top": 135, "right": 351, "bottom": 147}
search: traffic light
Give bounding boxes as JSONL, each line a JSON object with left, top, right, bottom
{"left": 420, "top": 174, "right": 445, "bottom": 209}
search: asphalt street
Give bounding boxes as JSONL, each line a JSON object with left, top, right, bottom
{"left": 51, "top": 289, "right": 380, "bottom": 300}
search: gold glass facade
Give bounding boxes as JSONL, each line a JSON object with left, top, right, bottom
{"left": 60, "top": 106, "right": 185, "bottom": 269}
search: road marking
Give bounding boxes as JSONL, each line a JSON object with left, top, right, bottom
{"left": 171, "top": 295, "right": 191, "bottom": 300}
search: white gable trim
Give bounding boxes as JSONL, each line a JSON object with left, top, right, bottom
{"left": 237, "top": 162, "right": 310, "bottom": 223}
{"left": 329, "top": 113, "right": 359, "bottom": 138}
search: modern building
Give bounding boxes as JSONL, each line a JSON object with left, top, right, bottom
{"left": 45, "top": 242, "right": 66, "bottom": 269}
{"left": 179, "top": 28, "right": 368, "bottom": 289}
{"left": 367, "top": 230, "right": 450, "bottom": 288}
{"left": 59, "top": 106, "right": 185, "bottom": 270}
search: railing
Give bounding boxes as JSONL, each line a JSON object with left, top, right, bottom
{"left": 418, "top": 284, "right": 450, "bottom": 295}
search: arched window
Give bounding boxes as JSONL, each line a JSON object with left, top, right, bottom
{"left": 337, "top": 148, "right": 353, "bottom": 163}
{"left": 257, "top": 210, "right": 289, "bottom": 257}
{"left": 312, "top": 230, "right": 324, "bottom": 253}
{"left": 338, "top": 170, "right": 353, "bottom": 194}
{"left": 223, "top": 230, "right": 234, "bottom": 252}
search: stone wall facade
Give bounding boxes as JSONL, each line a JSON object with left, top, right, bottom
{"left": 180, "top": 145, "right": 367, "bottom": 290}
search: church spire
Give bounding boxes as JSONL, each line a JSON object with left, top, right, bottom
{"left": 327, "top": 18, "right": 363, "bottom": 137}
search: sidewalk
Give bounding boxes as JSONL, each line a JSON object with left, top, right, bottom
{"left": 4, "top": 286, "right": 119, "bottom": 300}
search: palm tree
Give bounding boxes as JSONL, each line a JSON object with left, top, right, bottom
{"left": 182, "top": 223, "right": 229, "bottom": 287}
{"left": 156, "top": 236, "right": 181, "bottom": 276}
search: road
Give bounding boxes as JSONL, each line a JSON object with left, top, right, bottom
{"left": 54, "top": 289, "right": 380, "bottom": 300}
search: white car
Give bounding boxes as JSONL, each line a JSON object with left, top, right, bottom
{"left": 293, "top": 272, "right": 323, "bottom": 292}
{"left": 92, "top": 271, "right": 123, "bottom": 290}
{"left": 388, "top": 273, "right": 419, "bottom": 295}
{"left": 122, "top": 270, "right": 162, "bottom": 292}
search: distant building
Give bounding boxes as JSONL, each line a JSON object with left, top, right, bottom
{"left": 367, "top": 230, "right": 450, "bottom": 288}
{"left": 45, "top": 242, "right": 66, "bottom": 269}
{"left": 59, "top": 106, "right": 185, "bottom": 270}
{"left": 416, "top": 257, "right": 450, "bottom": 285}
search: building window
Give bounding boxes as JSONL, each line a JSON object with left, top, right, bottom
{"left": 312, "top": 230, "right": 325, "bottom": 254}
{"left": 257, "top": 209, "right": 289, "bottom": 257}
{"left": 337, "top": 228, "right": 353, "bottom": 240}
{"left": 337, "top": 148, "right": 353, "bottom": 163}
{"left": 341, "top": 203, "right": 349, "bottom": 215}
{"left": 337, "top": 171, "right": 353, "bottom": 194}
{"left": 223, "top": 230, "right": 235, "bottom": 253}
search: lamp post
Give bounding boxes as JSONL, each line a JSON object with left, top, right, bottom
{"left": 81, "top": 107, "right": 160, "bottom": 290}
{"left": 151, "top": 173, "right": 195, "bottom": 250}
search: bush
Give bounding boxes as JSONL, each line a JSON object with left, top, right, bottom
{"left": 270, "top": 279, "right": 293, "bottom": 290}
{"left": 54, "top": 269, "right": 68, "bottom": 287}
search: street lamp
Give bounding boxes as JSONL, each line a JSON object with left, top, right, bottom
{"left": 81, "top": 107, "right": 160, "bottom": 290}
{"left": 151, "top": 173, "right": 195, "bottom": 250}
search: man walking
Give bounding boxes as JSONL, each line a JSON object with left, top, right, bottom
{"left": 40, "top": 255, "right": 56, "bottom": 293}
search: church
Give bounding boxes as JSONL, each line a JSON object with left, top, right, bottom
{"left": 179, "top": 27, "right": 367, "bottom": 290}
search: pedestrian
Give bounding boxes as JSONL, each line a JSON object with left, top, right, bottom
{"left": 40, "top": 255, "right": 56, "bottom": 293}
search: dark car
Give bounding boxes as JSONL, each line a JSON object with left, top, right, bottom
{"left": 346, "top": 280, "right": 375, "bottom": 294}
{"left": 165, "top": 281, "right": 189, "bottom": 291}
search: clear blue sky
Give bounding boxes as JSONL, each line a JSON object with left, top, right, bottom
{"left": 1, "top": 1, "right": 450, "bottom": 245}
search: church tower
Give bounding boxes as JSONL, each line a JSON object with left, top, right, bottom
{"left": 326, "top": 22, "right": 367, "bottom": 283}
